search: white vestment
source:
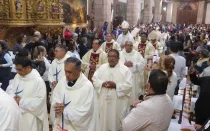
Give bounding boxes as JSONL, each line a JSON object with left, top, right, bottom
{"left": 7, "top": 69, "right": 49, "bottom": 131}
{"left": 100, "top": 40, "right": 121, "bottom": 53}
{"left": 52, "top": 73, "right": 96, "bottom": 131}
{"left": 82, "top": 49, "right": 107, "bottom": 80}
{"left": 116, "top": 32, "right": 134, "bottom": 47}
{"left": 144, "top": 42, "right": 156, "bottom": 59}
{"left": 120, "top": 49, "right": 145, "bottom": 103}
{"left": 48, "top": 54, "right": 70, "bottom": 84}
{"left": 48, "top": 54, "right": 70, "bottom": 125}
{"left": 0, "top": 88, "right": 28, "bottom": 131}
{"left": 67, "top": 51, "right": 81, "bottom": 60}
{"left": 92, "top": 62, "right": 132, "bottom": 131}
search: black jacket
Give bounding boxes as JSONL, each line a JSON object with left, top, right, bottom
{"left": 31, "top": 60, "right": 46, "bottom": 76}
{"left": 190, "top": 73, "right": 210, "bottom": 125}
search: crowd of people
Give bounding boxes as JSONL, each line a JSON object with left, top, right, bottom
{"left": 0, "top": 20, "right": 210, "bottom": 131}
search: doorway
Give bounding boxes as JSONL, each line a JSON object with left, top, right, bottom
{"left": 176, "top": 3, "right": 198, "bottom": 24}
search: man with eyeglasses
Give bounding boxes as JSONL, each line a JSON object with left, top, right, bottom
{"left": 92, "top": 49, "right": 132, "bottom": 131}
{"left": 7, "top": 56, "right": 49, "bottom": 131}
{"left": 48, "top": 44, "right": 70, "bottom": 125}
{"left": 52, "top": 57, "right": 96, "bottom": 131}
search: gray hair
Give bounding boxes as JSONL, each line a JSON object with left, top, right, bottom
{"left": 65, "top": 57, "right": 81, "bottom": 70}
{"left": 200, "top": 49, "right": 209, "bottom": 58}
{"left": 125, "top": 41, "right": 133, "bottom": 45}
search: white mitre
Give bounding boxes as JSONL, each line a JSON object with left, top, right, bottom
{"left": 121, "top": 21, "right": 129, "bottom": 29}
{"left": 149, "top": 30, "right": 158, "bottom": 40}
{"left": 131, "top": 27, "right": 140, "bottom": 37}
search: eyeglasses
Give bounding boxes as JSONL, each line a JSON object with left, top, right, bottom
{"left": 15, "top": 67, "right": 25, "bottom": 71}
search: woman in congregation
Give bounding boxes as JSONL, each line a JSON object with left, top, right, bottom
{"left": 0, "top": 41, "right": 13, "bottom": 91}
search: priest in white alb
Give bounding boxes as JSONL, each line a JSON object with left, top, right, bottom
{"left": 0, "top": 86, "right": 28, "bottom": 131}
{"left": 48, "top": 44, "right": 70, "bottom": 88}
{"left": 48, "top": 44, "right": 70, "bottom": 125}
{"left": 92, "top": 49, "right": 132, "bottom": 131}
{"left": 8, "top": 57, "right": 49, "bottom": 131}
{"left": 52, "top": 57, "right": 96, "bottom": 131}
{"left": 100, "top": 33, "right": 121, "bottom": 53}
{"left": 116, "top": 21, "right": 134, "bottom": 49}
{"left": 120, "top": 41, "right": 145, "bottom": 103}
{"left": 82, "top": 39, "right": 107, "bottom": 82}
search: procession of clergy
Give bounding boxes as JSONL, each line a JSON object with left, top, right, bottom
{"left": 0, "top": 20, "right": 175, "bottom": 131}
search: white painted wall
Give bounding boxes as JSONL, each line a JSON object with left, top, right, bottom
{"left": 205, "top": 3, "right": 210, "bottom": 24}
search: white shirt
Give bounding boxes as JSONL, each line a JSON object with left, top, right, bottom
{"left": 123, "top": 94, "right": 173, "bottom": 131}
{"left": 170, "top": 53, "right": 186, "bottom": 80}
{"left": 42, "top": 57, "right": 51, "bottom": 81}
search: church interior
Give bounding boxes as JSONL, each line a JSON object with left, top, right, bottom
{"left": 0, "top": 0, "right": 210, "bottom": 131}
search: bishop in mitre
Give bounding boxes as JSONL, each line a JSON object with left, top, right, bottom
{"left": 52, "top": 57, "right": 96, "bottom": 131}
{"left": 120, "top": 41, "right": 145, "bottom": 103}
{"left": 8, "top": 57, "right": 49, "bottom": 131}
{"left": 117, "top": 21, "right": 134, "bottom": 49}
{"left": 148, "top": 30, "right": 165, "bottom": 57}
{"left": 48, "top": 44, "right": 70, "bottom": 125}
{"left": 131, "top": 27, "right": 141, "bottom": 46}
{"left": 100, "top": 33, "right": 121, "bottom": 53}
{"left": 82, "top": 39, "right": 107, "bottom": 82}
{"left": 92, "top": 49, "right": 132, "bottom": 131}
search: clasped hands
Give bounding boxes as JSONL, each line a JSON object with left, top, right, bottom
{"left": 54, "top": 103, "right": 65, "bottom": 116}
{"left": 14, "top": 95, "right": 21, "bottom": 105}
{"left": 124, "top": 61, "right": 133, "bottom": 67}
{"left": 102, "top": 81, "right": 116, "bottom": 89}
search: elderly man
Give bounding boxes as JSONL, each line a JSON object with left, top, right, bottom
{"left": 120, "top": 41, "right": 145, "bottom": 103}
{"left": 25, "top": 31, "right": 48, "bottom": 60}
{"left": 117, "top": 21, "right": 134, "bottom": 49}
{"left": 82, "top": 39, "right": 107, "bottom": 82}
{"left": 92, "top": 49, "right": 132, "bottom": 131}
{"left": 52, "top": 57, "right": 96, "bottom": 131}
{"left": 101, "top": 33, "right": 121, "bottom": 53}
{"left": 8, "top": 57, "right": 49, "bottom": 131}
{"left": 123, "top": 69, "right": 174, "bottom": 131}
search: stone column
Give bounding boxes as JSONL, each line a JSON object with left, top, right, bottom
{"left": 94, "top": 0, "right": 113, "bottom": 30}
{"left": 166, "top": 2, "right": 173, "bottom": 23}
{"left": 153, "top": 0, "right": 163, "bottom": 22}
{"left": 196, "top": 1, "right": 205, "bottom": 24}
{"left": 126, "top": 0, "right": 140, "bottom": 26}
{"left": 205, "top": 3, "right": 210, "bottom": 24}
{"left": 143, "top": 0, "right": 153, "bottom": 24}
{"left": 171, "top": 2, "right": 180, "bottom": 24}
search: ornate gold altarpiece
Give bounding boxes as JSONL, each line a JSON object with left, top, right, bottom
{"left": 0, "top": 0, "right": 64, "bottom": 48}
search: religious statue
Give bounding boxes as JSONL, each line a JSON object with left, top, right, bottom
{"left": 37, "top": 0, "right": 44, "bottom": 12}
{"left": 15, "top": 0, "right": 22, "bottom": 12}
{"left": 52, "top": 3, "right": 59, "bottom": 13}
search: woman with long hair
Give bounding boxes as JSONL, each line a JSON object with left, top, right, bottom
{"left": 161, "top": 56, "right": 177, "bottom": 100}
